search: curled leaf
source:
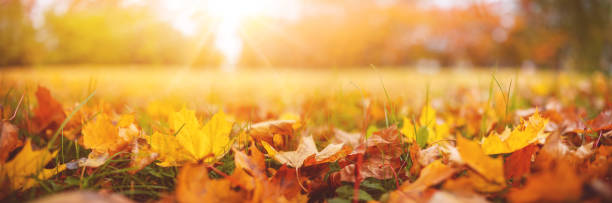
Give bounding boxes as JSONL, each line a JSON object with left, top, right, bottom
{"left": 0, "top": 121, "right": 22, "bottom": 163}
{"left": 263, "top": 135, "right": 349, "bottom": 168}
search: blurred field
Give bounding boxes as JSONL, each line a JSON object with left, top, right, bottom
{"left": 2, "top": 66, "right": 596, "bottom": 131}
{"left": 0, "top": 66, "right": 569, "bottom": 103}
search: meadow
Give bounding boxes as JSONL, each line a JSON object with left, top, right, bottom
{"left": 0, "top": 67, "right": 610, "bottom": 203}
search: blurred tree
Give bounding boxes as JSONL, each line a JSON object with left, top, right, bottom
{"left": 519, "top": 0, "right": 612, "bottom": 71}
{"left": 42, "top": 1, "right": 222, "bottom": 66}
{"left": 0, "top": 0, "right": 39, "bottom": 66}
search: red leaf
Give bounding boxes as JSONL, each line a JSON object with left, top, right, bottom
{"left": 32, "top": 86, "right": 66, "bottom": 138}
{"left": 504, "top": 144, "right": 538, "bottom": 183}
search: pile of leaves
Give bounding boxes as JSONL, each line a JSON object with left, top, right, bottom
{"left": 1, "top": 75, "right": 612, "bottom": 203}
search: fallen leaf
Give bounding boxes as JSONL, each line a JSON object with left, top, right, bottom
{"left": 482, "top": 109, "right": 549, "bottom": 154}
{"left": 388, "top": 160, "right": 458, "bottom": 202}
{"left": 249, "top": 120, "right": 296, "bottom": 149}
{"left": 408, "top": 143, "right": 422, "bottom": 177}
{"left": 508, "top": 162, "right": 582, "bottom": 202}
{"left": 419, "top": 104, "right": 436, "bottom": 128}
{"left": 233, "top": 145, "right": 266, "bottom": 179}
{"left": 82, "top": 113, "right": 126, "bottom": 154}
{"left": 149, "top": 108, "right": 234, "bottom": 165}
{"left": 0, "top": 139, "right": 66, "bottom": 191}
{"left": 504, "top": 144, "right": 537, "bottom": 182}
{"left": 457, "top": 135, "right": 505, "bottom": 184}
{"left": 332, "top": 129, "right": 361, "bottom": 148}
{"left": 266, "top": 165, "right": 303, "bottom": 201}
{"left": 0, "top": 121, "right": 22, "bottom": 163}
{"left": 584, "top": 109, "right": 612, "bottom": 133}
{"left": 400, "top": 117, "right": 416, "bottom": 143}
{"left": 400, "top": 104, "right": 449, "bottom": 148}
{"left": 78, "top": 151, "right": 109, "bottom": 167}
{"left": 32, "top": 86, "right": 66, "bottom": 138}
{"left": 263, "top": 135, "right": 348, "bottom": 168}
{"left": 401, "top": 160, "right": 458, "bottom": 193}
{"left": 128, "top": 137, "right": 158, "bottom": 174}
{"left": 175, "top": 108, "right": 233, "bottom": 161}
{"left": 337, "top": 126, "right": 404, "bottom": 182}
{"left": 176, "top": 163, "right": 246, "bottom": 203}
{"left": 148, "top": 132, "right": 193, "bottom": 166}
{"left": 443, "top": 170, "right": 506, "bottom": 193}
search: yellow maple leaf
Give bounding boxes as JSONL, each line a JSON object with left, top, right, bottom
{"left": 431, "top": 122, "right": 449, "bottom": 144}
{"left": 81, "top": 113, "right": 140, "bottom": 167}
{"left": 82, "top": 113, "right": 122, "bottom": 153}
{"left": 149, "top": 108, "right": 234, "bottom": 166}
{"left": 419, "top": 104, "right": 436, "bottom": 127}
{"left": 196, "top": 110, "right": 233, "bottom": 160}
{"left": 149, "top": 132, "right": 193, "bottom": 166}
{"left": 482, "top": 110, "right": 549, "bottom": 154}
{"left": 457, "top": 135, "right": 505, "bottom": 185}
{"left": 401, "top": 104, "right": 448, "bottom": 145}
{"left": 400, "top": 117, "right": 416, "bottom": 143}
{"left": 0, "top": 139, "right": 66, "bottom": 191}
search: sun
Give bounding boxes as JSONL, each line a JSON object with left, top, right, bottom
{"left": 202, "top": 0, "right": 276, "bottom": 71}
{"left": 165, "top": 0, "right": 297, "bottom": 71}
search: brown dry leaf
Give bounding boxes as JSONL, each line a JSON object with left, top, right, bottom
{"left": 262, "top": 135, "right": 348, "bottom": 168}
{"left": 249, "top": 120, "right": 296, "bottom": 149}
{"left": 233, "top": 145, "right": 266, "bottom": 179}
{"left": 128, "top": 137, "right": 158, "bottom": 174}
{"left": 31, "top": 190, "right": 134, "bottom": 203}
{"left": 233, "top": 148, "right": 306, "bottom": 203}
{"left": 504, "top": 144, "right": 537, "bottom": 182}
{"left": 303, "top": 144, "right": 352, "bottom": 166}
{"left": 261, "top": 165, "right": 304, "bottom": 202}
{"left": 32, "top": 86, "right": 66, "bottom": 138}
{"left": 0, "top": 121, "right": 22, "bottom": 163}
{"left": 337, "top": 126, "right": 404, "bottom": 182}
{"left": 231, "top": 146, "right": 306, "bottom": 203}
{"left": 457, "top": 135, "right": 505, "bottom": 184}
{"left": 584, "top": 145, "right": 612, "bottom": 179}
{"left": 544, "top": 107, "right": 587, "bottom": 134}
{"left": 176, "top": 163, "right": 246, "bottom": 203}
{"left": 534, "top": 132, "right": 583, "bottom": 171}
{"left": 388, "top": 160, "right": 458, "bottom": 202}
{"left": 338, "top": 149, "right": 401, "bottom": 182}
{"left": 508, "top": 162, "right": 582, "bottom": 202}
{"left": 408, "top": 143, "right": 423, "bottom": 177}
{"left": 584, "top": 109, "right": 612, "bottom": 133}
{"left": 332, "top": 129, "right": 361, "bottom": 148}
